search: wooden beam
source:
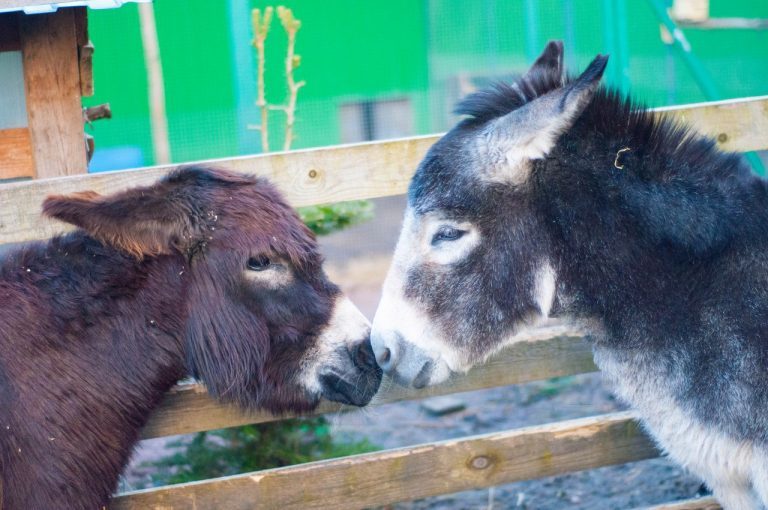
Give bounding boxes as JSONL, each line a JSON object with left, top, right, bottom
{"left": 114, "top": 412, "right": 659, "bottom": 509}
{"left": 141, "top": 327, "right": 592, "bottom": 439}
{"left": 75, "top": 5, "right": 92, "bottom": 97}
{"left": 0, "top": 12, "right": 20, "bottom": 52}
{"left": 0, "top": 0, "right": 95, "bottom": 10}
{"left": 78, "top": 41, "right": 94, "bottom": 97}
{"left": 642, "top": 497, "right": 721, "bottom": 510}
{"left": 0, "top": 128, "right": 34, "bottom": 180}
{"left": 661, "top": 96, "right": 768, "bottom": 154}
{"left": 20, "top": 8, "right": 87, "bottom": 179}
{"left": 73, "top": 6, "right": 87, "bottom": 46}
{"left": 0, "top": 96, "right": 766, "bottom": 246}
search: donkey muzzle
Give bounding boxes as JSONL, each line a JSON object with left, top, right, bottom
{"left": 372, "top": 331, "right": 442, "bottom": 389}
{"left": 319, "top": 337, "right": 382, "bottom": 406}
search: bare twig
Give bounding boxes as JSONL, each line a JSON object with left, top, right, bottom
{"left": 138, "top": 2, "right": 171, "bottom": 164}
{"left": 251, "top": 7, "right": 274, "bottom": 152}
{"left": 277, "top": 6, "right": 305, "bottom": 151}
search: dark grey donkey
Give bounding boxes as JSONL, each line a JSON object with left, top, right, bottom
{"left": 371, "top": 41, "right": 768, "bottom": 509}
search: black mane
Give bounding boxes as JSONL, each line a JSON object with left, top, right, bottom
{"left": 445, "top": 62, "right": 766, "bottom": 263}
{"left": 455, "top": 66, "right": 748, "bottom": 186}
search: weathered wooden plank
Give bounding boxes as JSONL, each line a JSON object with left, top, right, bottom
{"left": 642, "top": 497, "right": 721, "bottom": 510}
{"left": 0, "top": 128, "right": 34, "bottom": 180}
{"left": 661, "top": 95, "right": 768, "bottom": 154}
{"left": 0, "top": 135, "right": 436, "bottom": 245}
{"left": 114, "top": 412, "right": 658, "bottom": 509}
{"left": 78, "top": 41, "right": 94, "bottom": 97}
{"left": 1, "top": 96, "right": 767, "bottom": 246}
{"left": 142, "top": 326, "right": 593, "bottom": 439}
{"left": 20, "top": 8, "right": 87, "bottom": 179}
{"left": 0, "top": 0, "right": 92, "bottom": 10}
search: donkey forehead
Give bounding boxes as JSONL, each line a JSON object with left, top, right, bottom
{"left": 203, "top": 188, "right": 322, "bottom": 269}
{"left": 409, "top": 123, "right": 538, "bottom": 213}
{"left": 409, "top": 151, "right": 487, "bottom": 214}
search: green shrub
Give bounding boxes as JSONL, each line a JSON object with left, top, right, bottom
{"left": 144, "top": 417, "right": 377, "bottom": 487}
{"left": 298, "top": 200, "right": 374, "bottom": 236}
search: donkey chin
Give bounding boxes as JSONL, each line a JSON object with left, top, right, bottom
{"left": 303, "top": 297, "right": 383, "bottom": 406}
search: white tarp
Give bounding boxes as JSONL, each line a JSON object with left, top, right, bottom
{"left": 0, "top": 0, "right": 150, "bottom": 14}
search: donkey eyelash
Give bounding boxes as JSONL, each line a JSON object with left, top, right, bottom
{"left": 247, "top": 255, "right": 272, "bottom": 271}
{"left": 431, "top": 226, "right": 467, "bottom": 245}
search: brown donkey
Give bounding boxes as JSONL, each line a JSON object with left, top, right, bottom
{"left": 0, "top": 165, "right": 382, "bottom": 509}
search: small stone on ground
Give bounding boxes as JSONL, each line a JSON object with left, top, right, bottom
{"left": 420, "top": 396, "right": 467, "bottom": 417}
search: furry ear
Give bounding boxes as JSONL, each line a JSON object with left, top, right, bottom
{"left": 43, "top": 182, "right": 197, "bottom": 259}
{"left": 525, "top": 40, "right": 565, "bottom": 84}
{"left": 480, "top": 54, "right": 608, "bottom": 183}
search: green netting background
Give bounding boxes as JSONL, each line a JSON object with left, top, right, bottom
{"left": 82, "top": 0, "right": 768, "bottom": 171}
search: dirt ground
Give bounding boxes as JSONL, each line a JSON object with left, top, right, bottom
{"left": 124, "top": 195, "right": 709, "bottom": 508}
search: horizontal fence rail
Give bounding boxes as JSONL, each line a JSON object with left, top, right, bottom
{"left": 642, "top": 498, "right": 721, "bottom": 510}
{"left": 5, "top": 96, "right": 764, "bottom": 510}
{"left": 142, "top": 325, "right": 590, "bottom": 438}
{"left": 114, "top": 412, "right": 658, "bottom": 510}
{"left": 1, "top": 95, "right": 767, "bottom": 247}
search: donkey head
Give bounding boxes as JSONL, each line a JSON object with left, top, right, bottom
{"left": 43, "top": 166, "right": 382, "bottom": 412}
{"left": 371, "top": 42, "right": 607, "bottom": 388}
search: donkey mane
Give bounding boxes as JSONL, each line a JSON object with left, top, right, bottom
{"left": 456, "top": 65, "right": 766, "bottom": 260}
{"left": 456, "top": 68, "right": 743, "bottom": 183}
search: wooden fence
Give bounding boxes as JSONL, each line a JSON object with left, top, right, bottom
{"left": 3, "top": 95, "right": 766, "bottom": 509}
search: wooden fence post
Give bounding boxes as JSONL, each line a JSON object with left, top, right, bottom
{"left": 19, "top": 8, "right": 87, "bottom": 178}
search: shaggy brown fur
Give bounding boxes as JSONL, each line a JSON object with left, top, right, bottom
{"left": 0, "top": 165, "right": 380, "bottom": 509}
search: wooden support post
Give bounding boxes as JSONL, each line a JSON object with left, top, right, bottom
{"left": 0, "top": 128, "right": 34, "bottom": 180}
{"left": 19, "top": 8, "right": 87, "bottom": 178}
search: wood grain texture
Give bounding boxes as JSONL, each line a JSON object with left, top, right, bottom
{"left": 78, "top": 41, "right": 93, "bottom": 97}
{"left": 642, "top": 497, "right": 721, "bottom": 510}
{"left": 115, "top": 412, "right": 658, "bottom": 509}
{"left": 0, "top": 128, "right": 34, "bottom": 179}
{"left": 0, "top": 135, "right": 436, "bottom": 245}
{"left": 662, "top": 95, "right": 768, "bottom": 153}
{"left": 1, "top": 96, "right": 767, "bottom": 246}
{"left": 142, "top": 326, "right": 593, "bottom": 438}
{"left": 20, "top": 8, "right": 87, "bottom": 179}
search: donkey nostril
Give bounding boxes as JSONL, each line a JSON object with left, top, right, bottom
{"left": 372, "top": 333, "right": 400, "bottom": 372}
{"left": 352, "top": 339, "right": 378, "bottom": 371}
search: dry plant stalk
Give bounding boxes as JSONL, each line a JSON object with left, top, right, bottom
{"left": 138, "top": 2, "right": 171, "bottom": 164}
{"left": 275, "top": 6, "right": 305, "bottom": 151}
{"left": 250, "top": 7, "right": 273, "bottom": 152}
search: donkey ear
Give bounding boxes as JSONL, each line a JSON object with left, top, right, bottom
{"left": 481, "top": 54, "right": 608, "bottom": 182}
{"left": 525, "top": 40, "right": 565, "bottom": 83}
{"left": 43, "top": 184, "right": 195, "bottom": 259}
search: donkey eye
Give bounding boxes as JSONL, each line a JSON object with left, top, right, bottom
{"left": 247, "top": 256, "right": 271, "bottom": 271}
{"left": 431, "top": 226, "right": 466, "bottom": 245}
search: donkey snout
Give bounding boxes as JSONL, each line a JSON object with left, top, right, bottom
{"left": 371, "top": 331, "right": 438, "bottom": 389}
{"left": 371, "top": 330, "right": 402, "bottom": 373}
{"left": 351, "top": 336, "right": 378, "bottom": 372}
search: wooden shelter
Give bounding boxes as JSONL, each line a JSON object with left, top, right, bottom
{"left": 0, "top": 0, "right": 144, "bottom": 180}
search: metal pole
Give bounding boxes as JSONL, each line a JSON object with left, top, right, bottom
{"left": 523, "top": 0, "right": 539, "bottom": 63}
{"left": 646, "top": 0, "right": 765, "bottom": 174}
{"left": 646, "top": 0, "right": 719, "bottom": 100}
{"left": 614, "top": 0, "right": 631, "bottom": 92}
{"left": 563, "top": 0, "right": 576, "bottom": 66}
